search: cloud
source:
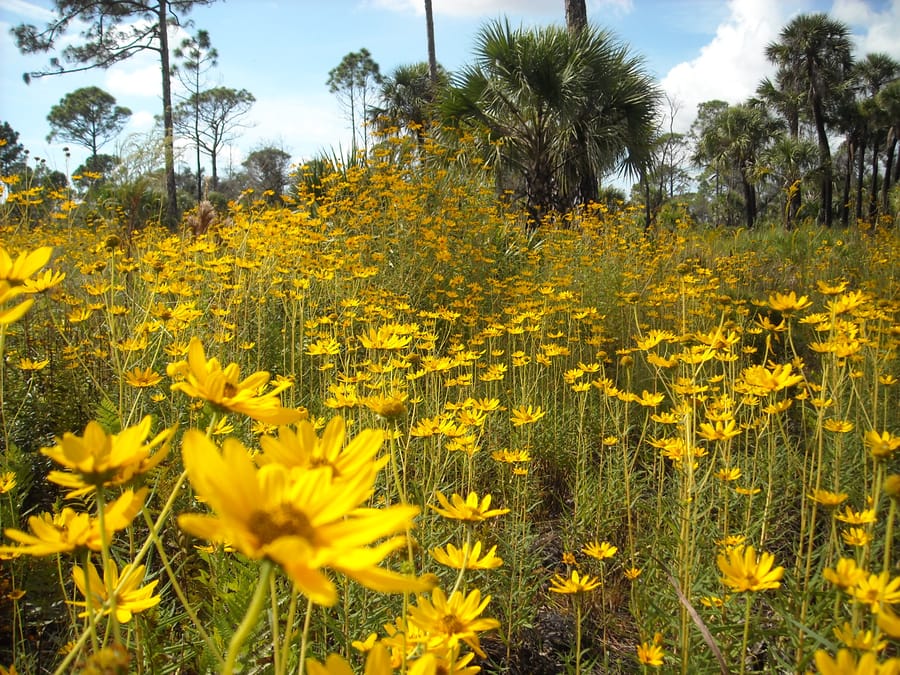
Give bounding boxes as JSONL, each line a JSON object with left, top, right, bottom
{"left": 660, "top": 0, "right": 789, "bottom": 133}
{"left": 831, "top": 0, "right": 900, "bottom": 59}
{"left": 232, "top": 92, "right": 353, "bottom": 168}
{"left": 105, "top": 62, "right": 164, "bottom": 99}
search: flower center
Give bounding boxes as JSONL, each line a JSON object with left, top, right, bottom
{"left": 249, "top": 504, "right": 315, "bottom": 545}
{"left": 439, "top": 614, "right": 466, "bottom": 635}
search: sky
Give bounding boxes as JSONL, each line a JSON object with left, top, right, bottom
{"left": 1, "top": 0, "right": 898, "bottom": 181}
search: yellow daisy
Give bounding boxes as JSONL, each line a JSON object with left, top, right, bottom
{"left": 178, "top": 429, "right": 430, "bottom": 606}
{"left": 71, "top": 559, "right": 160, "bottom": 623}
{"left": 167, "top": 337, "right": 304, "bottom": 424}
{"left": 717, "top": 545, "right": 784, "bottom": 593}
{"left": 429, "top": 491, "right": 510, "bottom": 522}
{"left": 431, "top": 540, "right": 503, "bottom": 570}
{"left": 407, "top": 587, "right": 500, "bottom": 658}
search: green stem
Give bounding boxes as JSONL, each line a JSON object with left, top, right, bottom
{"left": 140, "top": 508, "right": 223, "bottom": 667}
{"left": 296, "top": 595, "right": 315, "bottom": 675}
{"left": 223, "top": 560, "right": 273, "bottom": 673}
{"left": 280, "top": 586, "right": 300, "bottom": 675}
{"left": 95, "top": 485, "right": 121, "bottom": 644}
{"left": 574, "top": 595, "right": 583, "bottom": 675}
{"left": 739, "top": 593, "right": 752, "bottom": 675}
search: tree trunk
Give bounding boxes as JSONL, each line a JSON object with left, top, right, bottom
{"left": 741, "top": 166, "right": 756, "bottom": 228}
{"left": 565, "top": 0, "right": 587, "bottom": 34}
{"left": 424, "top": 0, "right": 438, "bottom": 86}
{"left": 869, "top": 135, "right": 880, "bottom": 220}
{"left": 808, "top": 61, "right": 833, "bottom": 227}
{"left": 855, "top": 134, "right": 866, "bottom": 224}
{"left": 883, "top": 130, "right": 896, "bottom": 214}
{"left": 158, "top": 0, "right": 178, "bottom": 229}
{"left": 195, "top": 106, "right": 202, "bottom": 202}
{"left": 211, "top": 151, "right": 218, "bottom": 190}
{"left": 840, "top": 136, "right": 853, "bottom": 228}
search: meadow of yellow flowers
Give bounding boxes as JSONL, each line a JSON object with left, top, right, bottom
{"left": 0, "top": 138, "right": 898, "bottom": 674}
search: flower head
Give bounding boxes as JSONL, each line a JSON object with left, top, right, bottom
{"left": 865, "top": 430, "right": 900, "bottom": 460}
{"left": 636, "top": 640, "right": 665, "bottom": 667}
{"left": 549, "top": 570, "right": 602, "bottom": 594}
{"left": 41, "top": 417, "right": 173, "bottom": 497}
{"left": 429, "top": 491, "right": 510, "bottom": 522}
{"left": 168, "top": 337, "right": 304, "bottom": 424}
{"left": 257, "top": 416, "right": 386, "bottom": 479}
{"left": 768, "top": 291, "right": 812, "bottom": 314}
{"left": 71, "top": 559, "right": 160, "bottom": 623}
{"left": 716, "top": 545, "right": 784, "bottom": 593}
{"left": 582, "top": 540, "right": 617, "bottom": 561}
{"left": 431, "top": 540, "right": 503, "bottom": 570}
{"left": 407, "top": 587, "right": 500, "bottom": 658}
{"left": 0, "top": 489, "right": 146, "bottom": 557}
{"left": 823, "top": 558, "right": 867, "bottom": 590}
{"left": 509, "top": 404, "right": 546, "bottom": 426}
{"left": 0, "top": 246, "right": 53, "bottom": 285}
{"left": 178, "top": 429, "right": 430, "bottom": 606}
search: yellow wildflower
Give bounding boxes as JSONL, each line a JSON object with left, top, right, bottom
{"left": 717, "top": 545, "right": 783, "bottom": 592}
{"left": 167, "top": 337, "right": 304, "bottom": 424}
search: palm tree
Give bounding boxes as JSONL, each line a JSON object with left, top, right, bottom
{"left": 766, "top": 13, "right": 853, "bottom": 227}
{"left": 760, "top": 133, "right": 817, "bottom": 228}
{"left": 372, "top": 62, "right": 446, "bottom": 147}
{"left": 756, "top": 70, "right": 806, "bottom": 221}
{"left": 565, "top": 0, "right": 587, "bottom": 34}
{"left": 442, "top": 19, "right": 658, "bottom": 226}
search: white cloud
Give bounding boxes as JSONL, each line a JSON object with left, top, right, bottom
{"left": 232, "top": 92, "right": 353, "bottom": 169}
{"left": 832, "top": 0, "right": 900, "bottom": 59}
{"left": 128, "top": 110, "right": 155, "bottom": 131}
{"left": 660, "top": 0, "right": 790, "bottom": 133}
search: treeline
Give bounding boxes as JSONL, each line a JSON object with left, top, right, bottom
{"left": 3, "top": 3, "right": 898, "bottom": 232}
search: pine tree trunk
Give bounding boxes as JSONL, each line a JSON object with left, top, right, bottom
{"left": 158, "top": 0, "right": 179, "bottom": 229}
{"left": 855, "top": 135, "right": 866, "bottom": 224}
{"left": 565, "top": 0, "right": 587, "bottom": 34}
{"left": 424, "top": 0, "right": 438, "bottom": 85}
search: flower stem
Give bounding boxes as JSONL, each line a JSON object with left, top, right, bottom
{"left": 739, "top": 593, "right": 752, "bottom": 675}
{"left": 296, "top": 595, "right": 315, "bottom": 675}
{"left": 223, "top": 559, "right": 273, "bottom": 673}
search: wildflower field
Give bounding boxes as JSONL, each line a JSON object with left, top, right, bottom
{"left": 1, "top": 144, "right": 899, "bottom": 674}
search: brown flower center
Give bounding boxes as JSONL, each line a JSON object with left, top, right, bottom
{"left": 249, "top": 504, "right": 315, "bottom": 545}
{"left": 439, "top": 614, "right": 466, "bottom": 635}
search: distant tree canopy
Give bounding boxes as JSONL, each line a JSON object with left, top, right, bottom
{"left": 172, "top": 29, "right": 218, "bottom": 201}
{"left": 46, "top": 86, "right": 131, "bottom": 159}
{"left": 0, "top": 121, "right": 27, "bottom": 175}
{"left": 243, "top": 146, "right": 291, "bottom": 201}
{"left": 371, "top": 62, "right": 448, "bottom": 145}
{"left": 13, "top": 0, "right": 220, "bottom": 228}
{"left": 328, "top": 49, "right": 383, "bottom": 155}
{"left": 684, "top": 12, "right": 899, "bottom": 229}
{"left": 173, "top": 87, "right": 255, "bottom": 191}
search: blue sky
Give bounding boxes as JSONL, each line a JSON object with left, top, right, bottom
{"left": 1, "top": 0, "right": 898, "bottom": 180}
